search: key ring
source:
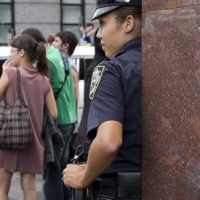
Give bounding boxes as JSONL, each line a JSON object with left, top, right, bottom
{"left": 71, "top": 145, "right": 84, "bottom": 164}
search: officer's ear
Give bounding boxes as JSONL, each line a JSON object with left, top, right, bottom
{"left": 124, "top": 15, "right": 135, "bottom": 33}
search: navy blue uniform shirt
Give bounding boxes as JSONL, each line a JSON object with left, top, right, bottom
{"left": 87, "top": 38, "right": 141, "bottom": 174}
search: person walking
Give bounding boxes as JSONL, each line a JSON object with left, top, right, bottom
{"left": 62, "top": 0, "right": 142, "bottom": 199}
{"left": 0, "top": 34, "right": 57, "bottom": 200}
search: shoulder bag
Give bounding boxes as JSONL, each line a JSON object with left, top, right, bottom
{"left": 0, "top": 69, "right": 33, "bottom": 149}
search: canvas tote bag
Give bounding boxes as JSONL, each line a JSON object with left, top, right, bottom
{"left": 0, "top": 69, "right": 33, "bottom": 149}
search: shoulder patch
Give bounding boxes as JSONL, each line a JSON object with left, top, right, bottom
{"left": 89, "top": 65, "right": 105, "bottom": 100}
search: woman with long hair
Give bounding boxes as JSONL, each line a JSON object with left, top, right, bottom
{"left": 0, "top": 34, "right": 57, "bottom": 200}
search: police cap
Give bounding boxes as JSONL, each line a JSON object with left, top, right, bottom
{"left": 92, "top": 0, "right": 141, "bottom": 20}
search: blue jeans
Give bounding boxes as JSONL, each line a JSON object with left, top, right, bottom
{"left": 43, "top": 123, "right": 75, "bottom": 200}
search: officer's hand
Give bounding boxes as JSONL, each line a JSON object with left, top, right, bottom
{"left": 62, "top": 163, "right": 86, "bottom": 189}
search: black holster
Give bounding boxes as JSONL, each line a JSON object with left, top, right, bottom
{"left": 87, "top": 172, "right": 141, "bottom": 200}
{"left": 117, "top": 172, "right": 141, "bottom": 198}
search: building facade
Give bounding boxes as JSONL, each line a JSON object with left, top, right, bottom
{"left": 0, "top": 0, "right": 96, "bottom": 45}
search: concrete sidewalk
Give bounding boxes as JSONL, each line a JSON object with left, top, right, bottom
{"left": 9, "top": 173, "right": 44, "bottom": 200}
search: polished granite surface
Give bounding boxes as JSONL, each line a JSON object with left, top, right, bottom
{"left": 142, "top": 2, "right": 200, "bottom": 200}
{"left": 143, "top": 0, "right": 200, "bottom": 12}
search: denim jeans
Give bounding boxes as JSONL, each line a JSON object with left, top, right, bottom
{"left": 43, "top": 123, "right": 75, "bottom": 200}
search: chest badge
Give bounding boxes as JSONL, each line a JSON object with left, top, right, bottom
{"left": 89, "top": 65, "right": 105, "bottom": 100}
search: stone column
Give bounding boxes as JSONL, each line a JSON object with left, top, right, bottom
{"left": 142, "top": 1, "right": 200, "bottom": 200}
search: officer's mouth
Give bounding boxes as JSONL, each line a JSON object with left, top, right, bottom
{"left": 101, "top": 44, "right": 105, "bottom": 51}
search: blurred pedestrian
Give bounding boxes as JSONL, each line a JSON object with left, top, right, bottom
{"left": 7, "top": 28, "right": 16, "bottom": 46}
{"left": 21, "top": 28, "right": 73, "bottom": 200}
{"left": 47, "top": 33, "right": 55, "bottom": 47}
{"left": 53, "top": 31, "right": 79, "bottom": 102}
{"left": 43, "top": 30, "right": 78, "bottom": 200}
{"left": 0, "top": 34, "right": 57, "bottom": 200}
{"left": 80, "top": 22, "right": 96, "bottom": 45}
{"left": 63, "top": 0, "right": 142, "bottom": 199}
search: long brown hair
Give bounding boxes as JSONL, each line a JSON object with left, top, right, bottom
{"left": 11, "top": 34, "right": 49, "bottom": 76}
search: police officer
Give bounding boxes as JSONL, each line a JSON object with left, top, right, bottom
{"left": 63, "top": 0, "right": 142, "bottom": 199}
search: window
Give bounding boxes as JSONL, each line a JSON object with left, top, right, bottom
{"left": 0, "top": 0, "right": 14, "bottom": 46}
{"left": 61, "top": 0, "right": 84, "bottom": 40}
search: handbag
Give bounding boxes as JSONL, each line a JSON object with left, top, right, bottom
{"left": 0, "top": 69, "right": 33, "bottom": 149}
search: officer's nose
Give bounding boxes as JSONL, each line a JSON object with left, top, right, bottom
{"left": 96, "top": 28, "right": 102, "bottom": 40}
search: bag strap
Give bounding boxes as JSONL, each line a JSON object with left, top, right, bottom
{"left": 54, "top": 74, "right": 67, "bottom": 100}
{"left": 54, "top": 51, "right": 69, "bottom": 100}
{"left": 2, "top": 69, "right": 23, "bottom": 105}
{"left": 16, "top": 68, "right": 23, "bottom": 101}
{"left": 16, "top": 69, "right": 20, "bottom": 98}
{"left": 60, "top": 51, "right": 69, "bottom": 76}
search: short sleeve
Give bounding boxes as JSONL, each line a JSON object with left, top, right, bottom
{"left": 4, "top": 66, "right": 17, "bottom": 84}
{"left": 87, "top": 62, "right": 124, "bottom": 139}
{"left": 43, "top": 76, "right": 51, "bottom": 97}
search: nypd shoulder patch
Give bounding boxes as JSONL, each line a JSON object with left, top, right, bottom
{"left": 89, "top": 65, "right": 105, "bottom": 100}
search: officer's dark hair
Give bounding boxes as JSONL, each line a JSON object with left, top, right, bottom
{"left": 55, "top": 31, "right": 78, "bottom": 56}
{"left": 113, "top": 6, "right": 141, "bottom": 24}
{"left": 21, "top": 28, "right": 46, "bottom": 43}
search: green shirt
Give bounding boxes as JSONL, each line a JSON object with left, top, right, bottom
{"left": 46, "top": 47, "right": 77, "bottom": 124}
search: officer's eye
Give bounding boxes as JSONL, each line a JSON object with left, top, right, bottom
{"left": 99, "top": 19, "right": 105, "bottom": 26}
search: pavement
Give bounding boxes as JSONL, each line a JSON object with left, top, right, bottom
{"left": 9, "top": 173, "right": 44, "bottom": 200}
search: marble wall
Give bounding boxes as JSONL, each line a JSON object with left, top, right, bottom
{"left": 142, "top": 1, "right": 200, "bottom": 199}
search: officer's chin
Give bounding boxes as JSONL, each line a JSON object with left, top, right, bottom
{"left": 106, "top": 50, "right": 115, "bottom": 59}
{"left": 105, "top": 52, "right": 111, "bottom": 58}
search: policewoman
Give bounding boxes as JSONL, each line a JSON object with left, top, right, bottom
{"left": 62, "top": 0, "right": 142, "bottom": 199}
